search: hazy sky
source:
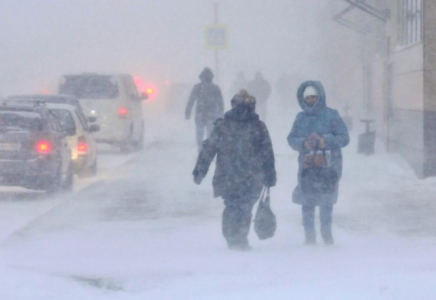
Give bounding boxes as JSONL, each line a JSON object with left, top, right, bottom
{"left": 0, "top": 1, "right": 350, "bottom": 96}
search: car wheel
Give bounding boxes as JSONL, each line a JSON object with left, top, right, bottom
{"left": 62, "top": 163, "right": 74, "bottom": 192}
{"left": 88, "top": 158, "right": 97, "bottom": 176}
{"left": 78, "top": 158, "right": 97, "bottom": 177}
{"left": 120, "top": 129, "right": 133, "bottom": 153}
{"left": 46, "top": 168, "right": 62, "bottom": 194}
{"left": 135, "top": 122, "right": 144, "bottom": 151}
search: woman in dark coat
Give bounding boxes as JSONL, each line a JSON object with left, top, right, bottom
{"left": 288, "top": 81, "right": 349, "bottom": 245}
{"left": 193, "top": 90, "right": 276, "bottom": 251}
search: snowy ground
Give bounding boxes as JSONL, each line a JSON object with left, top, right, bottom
{"left": 0, "top": 101, "right": 436, "bottom": 299}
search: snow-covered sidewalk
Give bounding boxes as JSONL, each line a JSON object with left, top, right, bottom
{"left": 0, "top": 113, "right": 436, "bottom": 300}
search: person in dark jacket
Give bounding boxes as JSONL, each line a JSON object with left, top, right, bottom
{"left": 228, "top": 71, "right": 248, "bottom": 98}
{"left": 247, "top": 72, "right": 271, "bottom": 122}
{"left": 287, "top": 81, "right": 349, "bottom": 245}
{"left": 193, "top": 90, "right": 276, "bottom": 251}
{"left": 185, "top": 68, "right": 224, "bottom": 151}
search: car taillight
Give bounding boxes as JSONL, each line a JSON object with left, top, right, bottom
{"left": 118, "top": 107, "right": 127, "bottom": 118}
{"left": 77, "top": 136, "right": 87, "bottom": 154}
{"left": 35, "top": 140, "right": 52, "bottom": 154}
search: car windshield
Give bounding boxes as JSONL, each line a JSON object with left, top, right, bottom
{"left": 51, "top": 109, "right": 76, "bottom": 135}
{"left": 0, "top": 111, "right": 42, "bottom": 132}
{"left": 59, "top": 75, "right": 119, "bottom": 99}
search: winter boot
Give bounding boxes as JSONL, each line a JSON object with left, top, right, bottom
{"left": 304, "top": 229, "right": 316, "bottom": 245}
{"left": 228, "top": 240, "right": 252, "bottom": 251}
{"left": 321, "top": 228, "right": 334, "bottom": 245}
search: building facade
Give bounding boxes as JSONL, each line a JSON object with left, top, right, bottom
{"left": 332, "top": 0, "right": 436, "bottom": 178}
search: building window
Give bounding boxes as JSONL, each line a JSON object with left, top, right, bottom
{"left": 398, "top": 0, "right": 422, "bottom": 47}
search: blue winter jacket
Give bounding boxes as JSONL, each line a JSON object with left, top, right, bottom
{"left": 287, "top": 81, "right": 349, "bottom": 206}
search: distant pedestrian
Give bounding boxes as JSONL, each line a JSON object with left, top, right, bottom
{"left": 247, "top": 72, "right": 271, "bottom": 122}
{"left": 193, "top": 90, "right": 276, "bottom": 251}
{"left": 228, "top": 71, "right": 247, "bottom": 98}
{"left": 287, "top": 81, "right": 349, "bottom": 245}
{"left": 185, "top": 67, "right": 224, "bottom": 151}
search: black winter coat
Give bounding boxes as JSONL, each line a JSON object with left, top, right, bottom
{"left": 193, "top": 106, "right": 276, "bottom": 199}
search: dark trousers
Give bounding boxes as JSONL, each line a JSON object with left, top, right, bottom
{"left": 302, "top": 204, "right": 333, "bottom": 241}
{"left": 222, "top": 197, "right": 257, "bottom": 247}
{"left": 196, "top": 120, "right": 214, "bottom": 151}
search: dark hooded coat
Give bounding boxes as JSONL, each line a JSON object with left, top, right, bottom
{"left": 287, "top": 81, "right": 349, "bottom": 206}
{"left": 193, "top": 105, "right": 276, "bottom": 200}
{"left": 186, "top": 68, "right": 224, "bottom": 124}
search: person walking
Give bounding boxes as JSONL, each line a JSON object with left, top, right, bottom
{"left": 228, "top": 71, "right": 248, "bottom": 98}
{"left": 185, "top": 67, "right": 224, "bottom": 151}
{"left": 247, "top": 72, "right": 271, "bottom": 122}
{"left": 287, "top": 81, "right": 349, "bottom": 245}
{"left": 193, "top": 90, "right": 276, "bottom": 251}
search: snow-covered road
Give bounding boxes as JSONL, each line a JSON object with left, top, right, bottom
{"left": 0, "top": 110, "right": 436, "bottom": 299}
{"left": 0, "top": 145, "right": 138, "bottom": 240}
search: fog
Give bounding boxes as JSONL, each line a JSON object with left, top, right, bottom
{"left": 0, "top": 1, "right": 346, "bottom": 96}
{"left": 1, "top": 1, "right": 436, "bottom": 299}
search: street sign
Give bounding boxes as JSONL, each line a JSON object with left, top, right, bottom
{"left": 204, "top": 24, "right": 228, "bottom": 50}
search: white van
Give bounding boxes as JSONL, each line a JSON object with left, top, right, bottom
{"left": 58, "top": 73, "right": 147, "bottom": 152}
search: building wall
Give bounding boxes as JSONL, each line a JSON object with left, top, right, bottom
{"left": 328, "top": 0, "right": 436, "bottom": 177}
{"left": 423, "top": 0, "right": 436, "bottom": 176}
{"left": 387, "top": 2, "right": 426, "bottom": 177}
{"left": 322, "top": 1, "right": 365, "bottom": 123}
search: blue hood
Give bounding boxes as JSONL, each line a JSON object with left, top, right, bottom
{"left": 297, "top": 81, "right": 326, "bottom": 115}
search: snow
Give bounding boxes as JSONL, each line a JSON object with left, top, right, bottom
{"left": 0, "top": 106, "right": 436, "bottom": 299}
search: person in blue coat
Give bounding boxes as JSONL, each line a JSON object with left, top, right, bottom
{"left": 287, "top": 81, "right": 349, "bottom": 245}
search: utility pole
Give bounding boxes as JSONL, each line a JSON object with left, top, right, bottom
{"left": 214, "top": 3, "right": 220, "bottom": 83}
{"left": 204, "top": 3, "right": 227, "bottom": 84}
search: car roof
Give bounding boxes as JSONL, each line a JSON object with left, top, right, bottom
{"left": 8, "top": 94, "right": 77, "bottom": 101}
{"left": 7, "top": 94, "right": 83, "bottom": 109}
{"left": 61, "top": 73, "right": 131, "bottom": 78}
{"left": 41, "top": 102, "right": 77, "bottom": 111}
{"left": 0, "top": 104, "right": 44, "bottom": 114}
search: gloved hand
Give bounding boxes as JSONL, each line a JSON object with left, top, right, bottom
{"left": 305, "top": 132, "right": 321, "bottom": 149}
{"left": 193, "top": 170, "right": 203, "bottom": 185}
{"left": 318, "top": 137, "right": 325, "bottom": 149}
{"left": 264, "top": 174, "right": 277, "bottom": 188}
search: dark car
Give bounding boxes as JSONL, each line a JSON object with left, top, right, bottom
{"left": 0, "top": 105, "right": 73, "bottom": 192}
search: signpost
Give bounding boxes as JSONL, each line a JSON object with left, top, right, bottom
{"left": 204, "top": 3, "right": 228, "bottom": 83}
{"left": 204, "top": 24, "right": 228, "bottom": 50}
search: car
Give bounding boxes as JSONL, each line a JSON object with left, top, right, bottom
{"left": 43, "top": 103, "right": 99, "bottom": 177}
{"left": 5, "top": 98, "right": 100, "bottom": 177}
{"left": 0, "top": 104, "right": 73, "bottom": 192}
{"left": 57, "top": 73, "right": 147, "bottom": 152}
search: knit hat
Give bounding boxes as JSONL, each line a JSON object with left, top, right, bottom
{"left": 231, "top": 89, "right": 256, "bottom": 109}
{"left": 303, "top": 86, "right": 318, "bottom": 98}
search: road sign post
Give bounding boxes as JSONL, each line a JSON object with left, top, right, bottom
{"left": 204, "top": 24, "right": 228, "bottom": 83}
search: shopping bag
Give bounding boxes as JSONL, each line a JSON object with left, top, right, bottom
{"left": 301, "top": 143, "right": 338, "bottom": 194}
{"left": 254, "top": 187, "right": 276, "bottom": 240}
{"left": 301, "top": 167, "right": 338, "bottom": 194}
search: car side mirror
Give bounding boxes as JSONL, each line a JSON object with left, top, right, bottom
{"left": 139, "top": 93, "right": 148, "bottom": 101}
{"left": 88, "top": 116, "right": 97, "bottom": 123}
{"left": 89, "top": 124, "right": 100, "bottom": 132}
